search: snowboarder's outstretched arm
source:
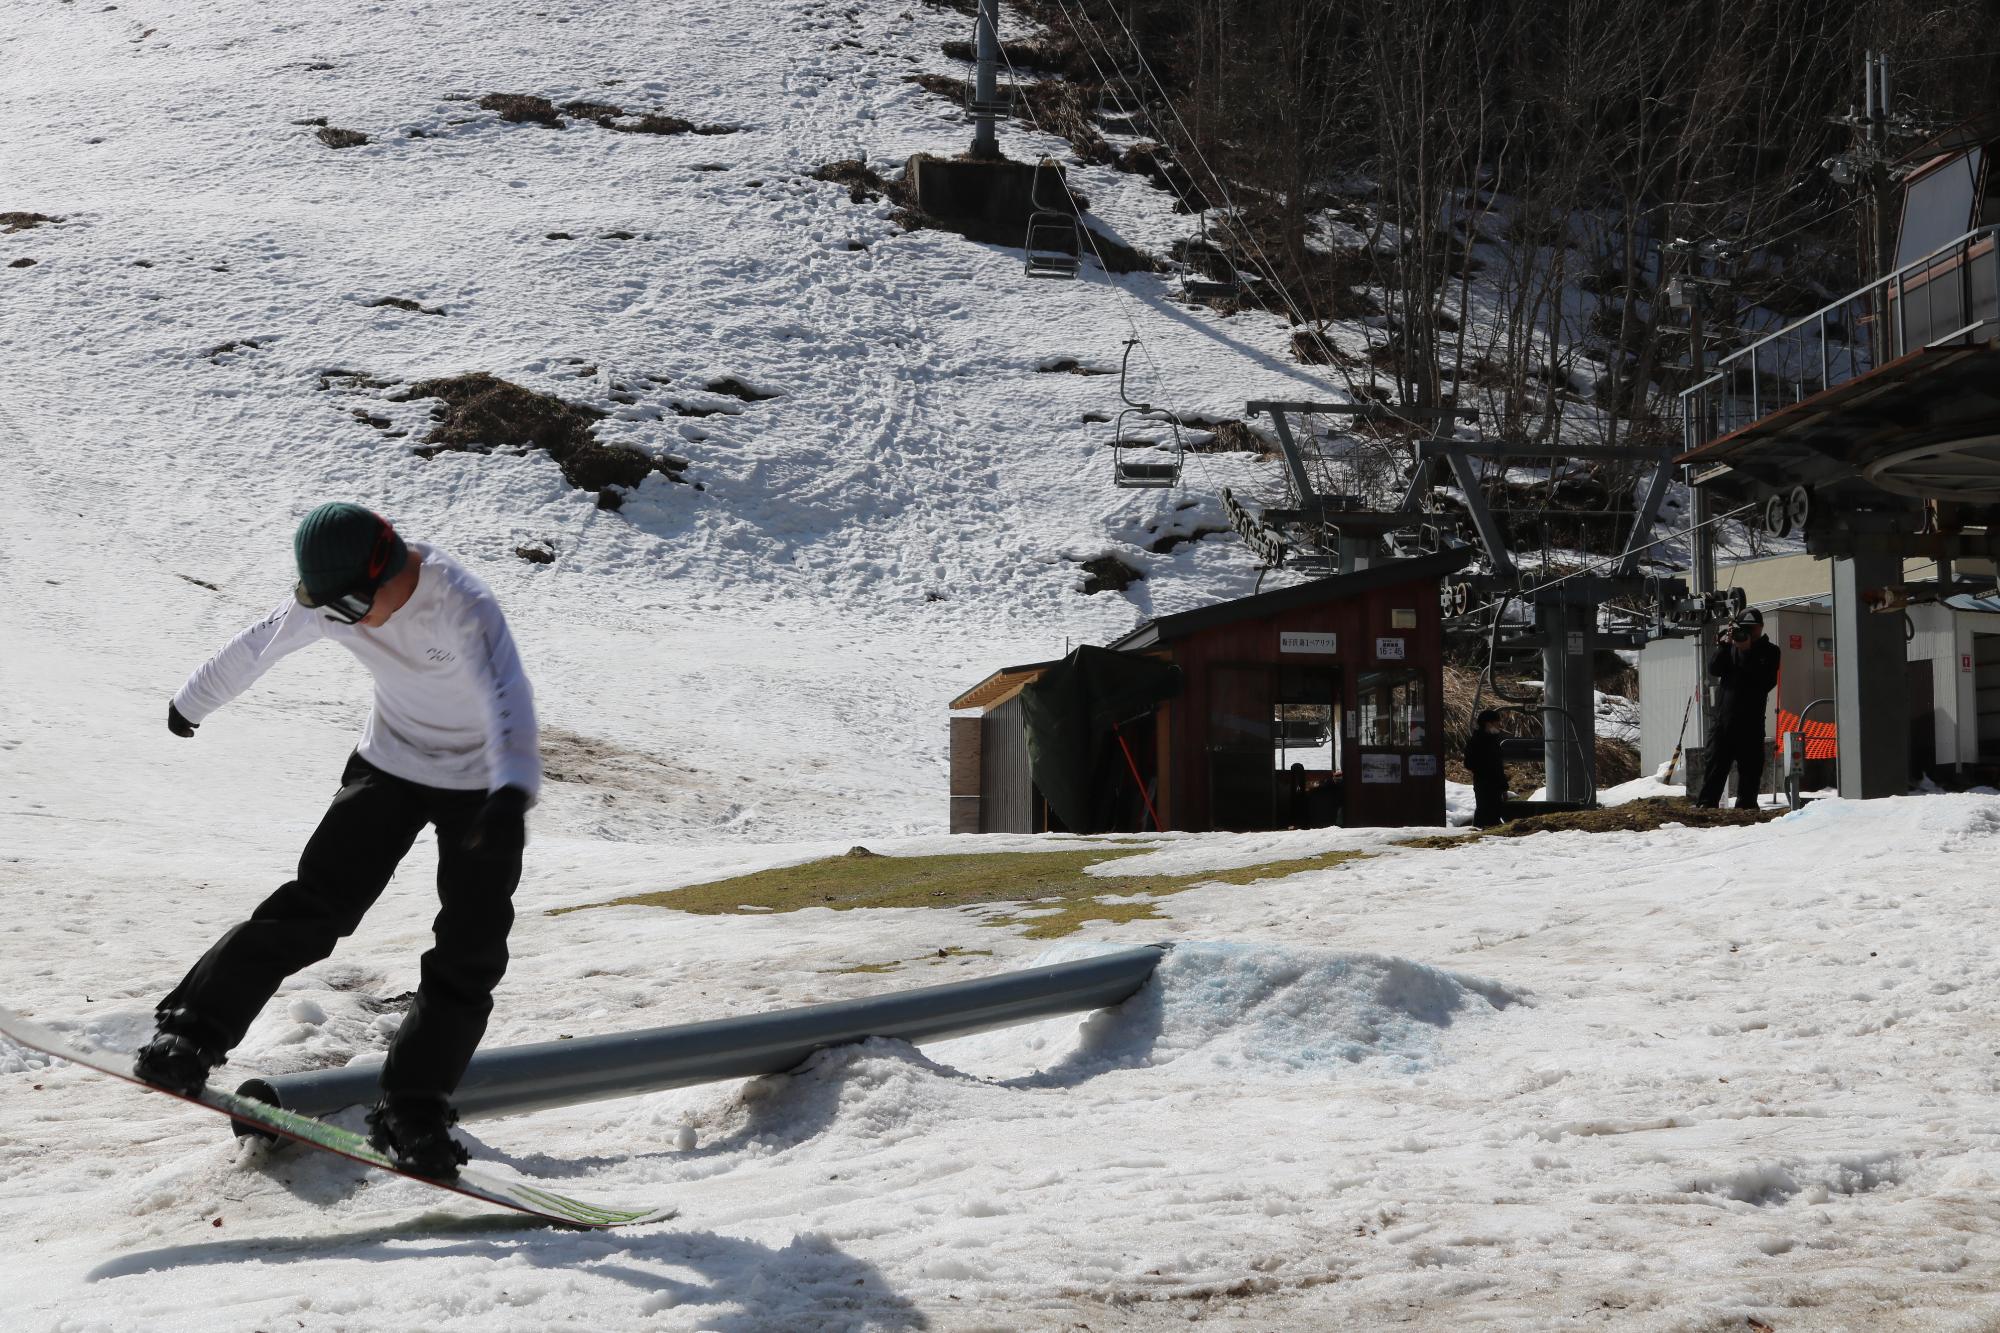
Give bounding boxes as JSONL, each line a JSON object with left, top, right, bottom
{"left": 171, "top": 597, "right": 326, "bottom": 727}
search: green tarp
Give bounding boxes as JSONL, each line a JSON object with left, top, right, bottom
{"left": 1020, "top": 645, "right": 1182, "bottom": 833}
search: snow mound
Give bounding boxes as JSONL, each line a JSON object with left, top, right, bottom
{"left": 935, "top": 942, "right": 1524, "bottom": 1084}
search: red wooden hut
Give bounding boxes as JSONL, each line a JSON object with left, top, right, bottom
{"left": 950, "top": 549, "right": 1469, "bottom": 833}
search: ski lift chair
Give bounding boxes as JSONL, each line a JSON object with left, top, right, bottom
{"left": 1023, "top": 157, "right": 1082, "bottom": 280}
{"left": 1111, "top": 407, "right": 1183, "bottom": 488}
{"left": 1177, "top": 210, "right": 1243, "bottom": 303}
{"left": 964, "top": 80, "right": 1019, "bottom": 120}
{"left": 1488, "top": 704, "right": 1599, "bottom": 820}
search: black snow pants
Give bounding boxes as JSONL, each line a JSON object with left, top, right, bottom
{"left": 1697, "top": 719, "right": 1768, "bottom": 810}
{"left": 157, "top": 752, "right": 519, "bottom": 1101}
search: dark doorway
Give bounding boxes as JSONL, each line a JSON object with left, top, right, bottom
{"left": 1207, "top": 665, "right": 1343, "bottom": 831}
{"left": 1909, "top": 659, "right": 1936, "bottom": 783}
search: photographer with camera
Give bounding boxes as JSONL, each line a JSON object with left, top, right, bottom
{"left": 1694, "top": 608, "right": 1781, "bottom": 810}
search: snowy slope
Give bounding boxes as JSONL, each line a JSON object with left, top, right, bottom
{"left": 7, "top": 3, "right": 2000, "bottom": 1331}
{"left": 0, "top": 0, "right": 1341, "bottom": 844}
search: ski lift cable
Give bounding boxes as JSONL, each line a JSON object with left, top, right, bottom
{"left": 983, "top": 30, "right": 1139, "bottom": 339}
{"left": 1046, "top": 0, "right": 1256, "bottom": 305}
{"left": 985, "top": 32, "right": 1216, "bottom": 494}
{"left": 1073, "top": 0, "right": 1431, "bottom": 514}
{"left": 1086, "top": 0, "right": 1408, "bottom": 407}
{"left": 984, "top": 0, "right": 1229, "bottom": 496}
{"left": 1043, "top": 0, "right": 1346, "bottom": 503}
{"left": 1065, "top": 0, "right": 1331, "bottom": 349}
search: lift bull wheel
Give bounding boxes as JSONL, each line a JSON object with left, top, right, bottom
{"left": 1761, "top": 485, "right": 1813, "bottom": 537}
{"left": 1763, "top": 493, "right": 1788, "bottom": 538}
{"left": 1786, "top": 484, "right": 1811, "bottom": 534}
{"left": 1861, "top": 434, "right": 2000, "bottom": 503}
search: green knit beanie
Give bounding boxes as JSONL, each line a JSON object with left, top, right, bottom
{"left": 294, "top": 503, "right": 408, "bottom": 605}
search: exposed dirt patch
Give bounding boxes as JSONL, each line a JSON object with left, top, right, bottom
{"left": 939, "top": 36, "right": 1072, "bottom": 74}
{"left": 315, "top": 127, "right": 369, "bottom": 149}
{"left": 1185, "top": 418, "right": 1273, "bottom": 455}
{"left": 1491, "top": 797, "right": 1783, "bottom": 838}
{"left": 351, "top": 409, "right": 393, "bottom": 430}
{"left": 205, "top": 338, "right": 260, "bottom": 359}
{"left": 514, "top": 539, "right": 557, "bottom": 564}
{"left": 0, "top": 212, "right": 59, "bottom": 233}
{"left": 365, "top": 296, "right": 447, "bottom": 316}
{"left": 617, "top": 112, "right": 736, "bottom": 136}
{"left": 1037, "top": 357, "right": 1115, "bottom": 375}
{"left": 560, "top": 99, "right": 625, "bottom": 123}
{"left": 396, "top": 372, "right": 674, "bottom": 501}
{"left": 705, "top": 376, "right": 779, "bottom": 402}
{"left": 1080, "top": 553, "right": 1144, "bottom": 595}
{"left": 812, "top": 159, "right": 887, "bottom": 204}
{"left": 904, "top": 73, "right": 1109, "bottom": 165}
{"left": 545, "top": 231, "right": 573, "bottom": 240}
{"left": 480, "top": 93, "right": 564, "bottom": 126}
{"left": 7, "top": 258, "right": 37, "bottom": 269}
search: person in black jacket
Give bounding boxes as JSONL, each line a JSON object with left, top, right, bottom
{"left": 1695, "top": 608, "right": 1782, "bottom": 809}
{"left": 1464, "top": 708, "right": 1510, "bottom": 827}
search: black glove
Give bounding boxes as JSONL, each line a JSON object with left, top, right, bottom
{"left": 464, "top": 786, "right": 531, "bottom": 857}
{"left": 167, "top": 703, "right": 198, "bottom": 738}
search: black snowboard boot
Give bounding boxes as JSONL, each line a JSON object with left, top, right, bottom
{"left": 133, "top": 1031, "right": 223, "bottom": 1098}
{"left": 366, "top": 1096, "right": 469, "bottom": 1180}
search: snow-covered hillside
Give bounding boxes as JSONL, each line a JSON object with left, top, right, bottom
{"left": 0, "top": 0, "right": 1353, "bottom": 845}
{"left": 6, "top": 3, "right": 2000, "bottom": 1330}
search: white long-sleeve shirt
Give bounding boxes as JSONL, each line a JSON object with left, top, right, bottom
{"left": 173, "top": 542, "right": 541, "bottom": 797}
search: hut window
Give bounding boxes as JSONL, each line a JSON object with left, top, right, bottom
{"left": 1357, "top": 668, "right": 1427, "bottom": 749}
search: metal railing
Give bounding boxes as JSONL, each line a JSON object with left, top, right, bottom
{"left": 1680, "top": 224, "right": 2000, "bottom": 450}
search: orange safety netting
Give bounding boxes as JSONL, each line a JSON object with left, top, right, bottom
{"left": 1774, "top": 708, "right": 1837, "bottom": 760}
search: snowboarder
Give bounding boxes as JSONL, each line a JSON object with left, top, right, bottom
{"left": 1694, "top": 608, "right": 1780, "bottom": 810}
{"left": 1464, "top": 708, "right": 1509, "bottom": 828}
{"left": 134, "top": 503, "right": 540, "bottom": 1179}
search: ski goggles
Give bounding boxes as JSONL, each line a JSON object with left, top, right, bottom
{"left": 296, "top": 580, "right": 376, "bottom": 624}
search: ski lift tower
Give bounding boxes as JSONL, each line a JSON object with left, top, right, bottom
{"left": 968, "top": 0, "right": 1006, "bottom": 160}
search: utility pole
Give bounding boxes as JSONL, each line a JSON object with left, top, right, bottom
{"left": 970, "top": 0, "right": 1002, "bottom": 160}
{"left": 1824, "top": 50, "right": 1905, "bottom": 363}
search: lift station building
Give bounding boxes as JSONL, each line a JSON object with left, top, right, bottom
{"left": 1679, "top": 116, "right": 2000, "bottom": 796}
{"left": 949, "top": 550, "right": 1468, "bottom": 834}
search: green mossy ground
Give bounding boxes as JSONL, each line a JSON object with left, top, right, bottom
{"left": 554, "top": 846, "right": 1373, "bottom": 939}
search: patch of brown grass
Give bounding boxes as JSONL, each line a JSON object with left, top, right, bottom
{"left": 365, "top": 296, "right": 446, "bottom": 316}
{"left": 397, "top": 372, "right": 668, "bottom": 502}
{"left": 480, "top": 93, "right": 563, "bottom": 127}
{"left": 1080, "top": 554, "right": 1144, "bottom": 594}
{"left": 1485, "top": 796, "right": 1781, "bottom": 837}
{"left": 316, "top": 127, "right": 369, "bottom": 149}
{"left": 0, "top": 212, "right": 58, "bottom": 233}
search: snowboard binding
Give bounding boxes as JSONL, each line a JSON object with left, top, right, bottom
{"left": 133, "top": 1030, "right": 224, "bottom": 1099}
{"left": 366, "top": 1097, "right": 470, "bottom": 1180}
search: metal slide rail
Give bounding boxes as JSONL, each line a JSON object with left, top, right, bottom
{"left": 238, "top": 945, "right": 1170, "bottom": 1124}
{"left": 1679, "top": 224, "right": 2000, "bottom": 449}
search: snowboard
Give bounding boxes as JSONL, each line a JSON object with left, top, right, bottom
{"left": 0, "top": 1005, "right": 671, "bottom": 1229}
